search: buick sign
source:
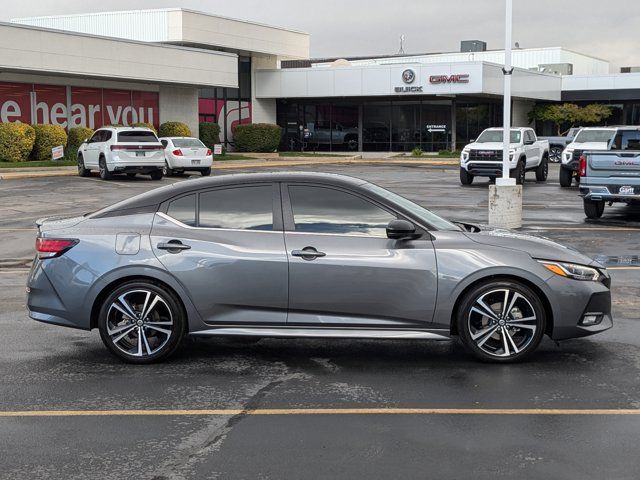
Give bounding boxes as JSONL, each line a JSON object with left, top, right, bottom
{"left": 395, "top": 69, "right": 423, "bottom": 93}
{"left": 402, "top": 69, "right": 416, "bottom": 84}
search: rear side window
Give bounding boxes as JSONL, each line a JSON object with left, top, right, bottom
{"left": 167, "top": 194, "right": 196, "bottom": 226}
{"left": 118, "top": 131, "right": 159, "bottom": 143}
{"left": 199, "top": 186, "right": 273, "bottom": 231}
{"left": 173, "top": 138, "right": 205, "bottom": 148}
{"left": 612, "top": 131, "right": 640, "bottom": 151}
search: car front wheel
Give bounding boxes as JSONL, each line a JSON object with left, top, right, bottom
{"left": 98, "top": 281, "right": 186, "bottom": 364}
{"left": 460, "top": 168, "right": 474, "bottom": 185}
{"left": 559, "top": 167, "right": 573, "bottom": 187}
{"left": 457, "top": 280, "right": 546, "bottom": 362}
{"left": 77, "top": 154, "right": 90, "bottom": 177}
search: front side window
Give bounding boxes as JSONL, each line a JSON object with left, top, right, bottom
{"left": 199, "top": 186, "right": 273, "bottom": 231}
{"left": 89, "top": 130, "right": 104, "bottom": 143}
{"left": 288, "top": 185, "right": 395, "bottom": 237}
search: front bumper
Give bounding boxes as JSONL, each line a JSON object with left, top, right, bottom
{"left": 463, "top": 161, "right": 515, "bottom": 177}
{"left": 546, "top": 273, "right": 613, "bottom": 340}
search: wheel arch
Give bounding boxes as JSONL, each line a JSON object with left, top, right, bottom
{"left": 449, "top": 274, "right": 554, "bottom": 338}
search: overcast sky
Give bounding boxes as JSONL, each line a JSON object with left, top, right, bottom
{"left": 1, "top": 0, "right": 638, "bottom": 71}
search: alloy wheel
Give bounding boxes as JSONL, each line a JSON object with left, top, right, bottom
{"left": 467, "top": 288, "right": 538, "bottom": 358}
{"left": 105, "top": 289, "right": 174, "bottom": 358}
{"left": 549, "top": 146, "right": 562, "bottom": 163}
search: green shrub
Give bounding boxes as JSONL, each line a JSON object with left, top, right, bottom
{"left": 31, "top": 124, "right": 68, "bottom": 161}
{"left": 199, "top": 122, "right": 221, "bottom": 149}
{"left": 0, "top": 123, "right": 36, "bottom": 162}
{"left": 132, "top": 122, "right": 157, "bottom": 134}
{"left": 159, "top": 122, "right": 191, "bottom": 138}
{"left": 411, "top": 147, "right": 424, "bottom": 157}
{"left": 233, "top": 123, "right": 281, "bottom": 152}
{"left": 66, "top": 127, "right": 94, "bottom": 160}
{"left": 438, "top": 149, "right": 463, "bottom": 157}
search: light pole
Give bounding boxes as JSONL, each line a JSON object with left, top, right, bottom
{"left": 488, "top": 0, "right": 523, "bottom": 228}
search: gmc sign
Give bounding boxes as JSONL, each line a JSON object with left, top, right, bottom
{"left": 429, "top": 74, "right": 470, "bottom": 84}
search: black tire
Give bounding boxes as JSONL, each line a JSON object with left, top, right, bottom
{"left": 150, "top": 169, "right": 163, "bottom": 181}
{"left": 584, "top": 199, "right": 605, "bottom": 219}
{"left": 460, "top": 168, "right": 474, "bottom": 185}
{"left": 126, "top": 173, "right": 137, "bottom": 178}
{"left": 201, "top": 167, "right": 212, "bottom": 177}
{"left": 457, "top": 279, "right": 546, "bottom": 363}
{"left": 163, "top": 162, "right": 174, "bottom": 177}
{"left": 98, "top": 157, "right": 112, "bottom": 180}
{"left": 510, "top": 159, "right": 525, "bottom": 185}
{"left": 535, "top": 155, "right": 549, "bottom": 182}
{"left": 77, "top": 154, "right": 90, "bottom": 177}
{"left": 549, "top": 145, "right": 563, "bottom": 163}
{"left": 559, "top": 167, "right": 573, "bottom": 187}
{"left": 98, "top": 280, "right": 186, "bottom": 364}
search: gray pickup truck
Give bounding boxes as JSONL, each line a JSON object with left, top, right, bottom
{"left": 579, "top": 149, "right": 640, "bottom": 218}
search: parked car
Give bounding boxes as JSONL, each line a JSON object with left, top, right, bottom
{"left": 579, "top": 139, "right": 640, "bottom": 218}
{"left": 27, "top": 172, "right": 611, "bottom": 364}
{"left": 308, "top": 122, "right": 359, "bottom": 151}
{"left": 77, "top": 127, "right": 165, "bottom": 180}
{"left": 159, "top": 137, "right": 213, "bottom": 177}
{"left": 559, "top": 127, "right": 640, "bottom": 187}
{"left": 460, "top": 127, "right": 550, "bottom": 185}
{"left": 539, "top": 127, "right": 582, "bottom": 163}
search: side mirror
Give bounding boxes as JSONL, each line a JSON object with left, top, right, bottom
{"left": 386, "top": 219, "right": 420, "bottom": 240}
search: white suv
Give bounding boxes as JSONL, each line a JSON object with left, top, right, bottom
{"left": 77, "top": 127, "right": 165, "bottom": 180}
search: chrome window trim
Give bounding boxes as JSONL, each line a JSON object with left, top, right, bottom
{"left": 156, "top": 212, "right": 281, "bottom": 234}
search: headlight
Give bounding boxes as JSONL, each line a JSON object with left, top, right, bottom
{"left": 537, "top": 260, "right": 600, "bottom": 281}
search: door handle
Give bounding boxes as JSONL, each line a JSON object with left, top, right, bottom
{"left": 157, "top": 240, "right": 191, "bottom": 253}
{"left": 291, "top": 247, "right": 326, "bottom": 260}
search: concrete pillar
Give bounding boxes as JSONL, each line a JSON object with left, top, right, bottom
{"left": 450, "top": 98, "right": 457, "bottom": 151}
{"left": 357, "top": 104, "right": 363, "bottom": 152}
{"left": 251, "top": 55, "right": 278, "bottom": 124}
{"left": 158, "top": 85, "right": 199, "bottom": 136}
{"left": 511, "top": 99, "right": 535, "bottom": 127}
{"left": 488, "top": 183, "right": 523, "bottom": 229}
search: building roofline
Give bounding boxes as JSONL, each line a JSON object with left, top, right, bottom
{"left": 11, "top": 7, "right": 309, "bottom": 36}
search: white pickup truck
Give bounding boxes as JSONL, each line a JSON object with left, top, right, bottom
{"left": 460, "top": 127, "right": 550, "bottom": 185}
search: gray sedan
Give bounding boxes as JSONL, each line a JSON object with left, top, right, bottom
{"left": 27, "top": 172, "right": 612, "bottom": 363}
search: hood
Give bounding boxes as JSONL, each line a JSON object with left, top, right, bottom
{"left": 461, "top": 225, "right": 599, "bottom": 267}
{"left": 466, "top": 142, "right": 518, "bottom": 150}
{"left": 566, "top": 141, "right": 609, "bottom": 151}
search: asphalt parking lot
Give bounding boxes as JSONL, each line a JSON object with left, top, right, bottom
{"left": 1, "top": 163, "right": 639, "bottom": 479}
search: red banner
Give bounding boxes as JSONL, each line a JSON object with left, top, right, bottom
{"left": 0, "top": 81, "right": 159, "bottom": 129}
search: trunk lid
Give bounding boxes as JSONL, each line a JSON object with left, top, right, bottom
{"left": 587, "top": 152, "right": 640, "bottom": 179}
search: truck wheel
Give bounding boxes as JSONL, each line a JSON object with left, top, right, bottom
{"left": 584, "top": 199, "right": 604, "bottom": 219}
{"left": 510, "top": 160, "right": 525, "bottom": 185}
{"left": 460, "top": 168, "right": 474, "bottom": 185}
{"left": 559, "top": 167, "right": 572, "bottom": 187}
{"left": 535, "top": 156, "right": 549, "bottom": 182}
{"left": 549, "top": 146, "right": 562, "bottom": 163}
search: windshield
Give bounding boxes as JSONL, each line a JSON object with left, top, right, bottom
{"left": 172, "top": 138, "right": 205, "bottom": 148}
{"left": 363, "top": 183, "right": 461, "bottom": 231}
{"left": 573, "top": 130, "right": 615, "bottom": 144}
{"left": 476, "top": 130, "right": 521, "bottom": 143}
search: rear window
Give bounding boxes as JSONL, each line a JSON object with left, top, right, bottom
{"left": 612, "top": 130, "right": 640, "bottom": 151}
{"left": 574, "top": 130, "right": 615, "bottom": 144}
{"left": 172, "top": 138, "right": 205, "bottom": 148}
{"left": 117, "top": 131, "right": 159, "bottom": 143}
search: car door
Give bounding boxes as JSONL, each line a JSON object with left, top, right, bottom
{"left": 151, "top": 183, "right": 288, "bottom": 325}
{"left": 282, "top": 182, "right": 438, "bottom": 329}
{"left": 84, "top": 130, "right": 104, "bottom": 167}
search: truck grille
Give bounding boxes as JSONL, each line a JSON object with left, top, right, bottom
{"left": 469, "top": 149, "right": 501, "bottom": 162}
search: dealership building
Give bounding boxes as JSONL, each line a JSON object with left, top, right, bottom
{"left": 1, "top": 8, "right": 639, "bottom": 152}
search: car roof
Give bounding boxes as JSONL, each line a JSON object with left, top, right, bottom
{"left": 579, "top": 126, "right": 640, "bottom": 131}
{"left": 99, "top": 126, "right": 156, "bottom": 132}
{"left": 91, "top": 172, "right": 370, "bottom": 218}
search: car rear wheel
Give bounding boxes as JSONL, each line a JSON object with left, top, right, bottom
{"left": 549, "top": 146, "right": 562, "bottom": 163}
{"left": 460, "top": 168, "right": 474, "bottom": 185}
{"left": 559, "top": 167, "right": 573, "bottom": 187}
{"left": 584, "top": 199, "right": 605, "bottom": 219}
{"left": 98, "top": 281, "right": 186, "bottom": 364}
{"left": 535, "top": 156, "right": 549, "bottom": 182}
{"left": 201, "top": 167, "right": 212, "bottom": 177}
{"left": 98, "top": 157, "right": 112, "bottom": 180}
{"left": 150, "top": 169, "right": 163, "bottom": 181}
{"left": 77, "top": 154, "right": 90, "bottom": 177}
{"left": 457, "top": 280, "right": 546, "bottom": 363}
{"left": 163, "top": 161, "right": 174, "bottom": 177}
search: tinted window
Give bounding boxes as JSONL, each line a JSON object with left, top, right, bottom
{"left": 525, "top": 131, "right": 535, "bottom": 142}
{"left": 173, "top": 138, "right": 205, "bottom": 148}
{"left": 288, "top": 185, "right": 395, "bottom": 237}
{"left": 117, "top": 131, "right": 159, "bottom": 143}
{"left": 160, "top": 140, "right": 168, "bottom": 148}
{"left": 612, "top": 130, "right": 640, "bottom": 150}
{"left": 167, "top": 194, "right": 196, "bottom": 226}
{"left": 199, "top": 186, "right": 273, "bottom": 231}
{"left": 89, "top": 131, "right": 104, "bottom": 143}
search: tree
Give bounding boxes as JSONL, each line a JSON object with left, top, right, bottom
{"left": 529, "top": 103, "right": 612, "bottom": 135}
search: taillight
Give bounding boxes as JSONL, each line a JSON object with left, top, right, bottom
{"left": 579, "top": 155, "right": 587, "bottom": 177}
{"left": 172, "top": 149, "right": 183, "bottom": 156}
{"left": 35, "top": 238, "right": 78, "bottom": 259}
{"left": 206, "top": 149, "right": 212, "bottom": 156}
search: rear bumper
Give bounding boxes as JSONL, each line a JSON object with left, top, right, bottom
{"left": 579, "top": 184, "right": 640, "bottom": 202}
{"left": 167, "top": 157, "right": 213, "bottom": 170}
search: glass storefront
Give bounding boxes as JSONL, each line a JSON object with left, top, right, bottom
{"left": 277, "top": 97, "right": 499, "bottom": 152}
